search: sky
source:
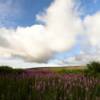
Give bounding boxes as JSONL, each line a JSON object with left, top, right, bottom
{"left": 0, "top": 0, "right": 100, "bottom": 68}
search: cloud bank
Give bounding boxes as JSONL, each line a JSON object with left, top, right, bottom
{"left": 0, "top": 0, "right": 82, "bottom": 63}
{"left": 0, "top": 0, "right": 100, "bottom": 66}
{"left": 84, "top": 12, "right": 100, "bottom": 47}
{"left": 60, "top": 11, "right": 100, "bottom": 65}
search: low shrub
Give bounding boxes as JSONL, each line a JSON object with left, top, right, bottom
{"left": 0, "top": 66, "right": 13, "bottom": 74}
{"left": 0, "top": 66, "right": 23, "bottom": 75}
{"left": 84, "top": 61, "right": 100, "bottom": 76}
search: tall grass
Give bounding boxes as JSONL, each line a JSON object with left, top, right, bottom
{"left": 0, "top": 66, "right": 100, "bottom": 100}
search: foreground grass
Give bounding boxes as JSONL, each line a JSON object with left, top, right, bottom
{"left": 0, "top": 65, "right": 100, "bottom": 100}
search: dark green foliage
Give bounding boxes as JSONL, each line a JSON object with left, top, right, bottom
{"left": 85, "top": 61, "right": 100, "bottom": 76}
{"left": 0, "top": 66, "right": 23, "bottom": 74}
{"left": 87, "top": 62, "right": 100, "bottom": 72}
{"left": 0, "top": 66, "right": 13, "bottom": 74}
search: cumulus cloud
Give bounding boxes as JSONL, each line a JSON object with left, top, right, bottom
{"left": 41, "top": 0, "right": 82, "bottom": 52}
{"left": 79, "top": 12, "right": 100, "bottom": 63}
{"left": 60, "top": 11, "right": 100, "bottom": 65}
{"left": 63, "top": 51, "right": 100, "bottom": 65}
{"left": 84, "top": 12, "right": 100, "bottom": 47}
{"left": 0, "top": 0, "right": 82, "bottom": 63}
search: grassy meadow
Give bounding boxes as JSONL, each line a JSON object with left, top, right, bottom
{"left": 0, "top": 62, "right": 100, "bottom": 100}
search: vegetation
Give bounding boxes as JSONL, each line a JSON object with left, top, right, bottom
{"left": 0, "top": 66, "right": 23, "bottom": 74}
{"left": 84, "top": 61, "right": 100, "bottom": 76}
{"left": 0, "top": 62, "right": 100, "bottom": 100}
{"left": 58, "top": 68, "right": 84, "bottom": 74}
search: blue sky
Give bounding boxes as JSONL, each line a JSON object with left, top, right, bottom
{"left": 80, "top": 0, "right": 100, "bottom": 15}
{"left": 1, "top": 0, "right": 99, "bottom": 28}
{"left": 0, "top": 0, "right": 100, "bottom": 68}
{"left": 0, "top": 0, "right": 53, "bottom": 28}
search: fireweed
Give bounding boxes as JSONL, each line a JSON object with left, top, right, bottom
{"left": 0, "top": 69, "right": 100, "bottom": 100}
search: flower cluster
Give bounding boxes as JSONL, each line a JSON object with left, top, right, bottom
{"left": 0, "top": 69, "right": 100, "bottom": 100}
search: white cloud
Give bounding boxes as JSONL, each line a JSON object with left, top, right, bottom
{"left": 84, "top": 12, "right": 100, "bottom": 47}
{"left": 60, "top": 12, "right": 100, "bottom": 65}
{"left": 79, "top": 12, "right": 100, "bottom": 63}
{"left": 43, "top": 0, "right": 82, "bottom": 52}
{"left": 1, "top": 0, "right": 100, "bottom": 66}
{"left": 0, "top": 0, "right": 83, "bottom": 63}
{"left": 64, "top": 52, "right": 100, "bottom": 65}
